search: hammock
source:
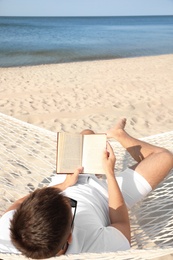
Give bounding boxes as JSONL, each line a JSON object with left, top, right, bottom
{"left": 0, "top": 112, "right": 173, "bottom": 260}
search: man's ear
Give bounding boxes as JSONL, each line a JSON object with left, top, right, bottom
{"left": 67, "top": 232, "right": 72, "bottom": 244}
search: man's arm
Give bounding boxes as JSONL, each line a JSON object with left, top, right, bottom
{"left": 102, "top": 143, "right": 131, "bottom": 243}
{"left": 5, "top": 195, "right": 30, "bottom": 213}
{"left": 4, "top": 167, "right": 83, "bottom": 214}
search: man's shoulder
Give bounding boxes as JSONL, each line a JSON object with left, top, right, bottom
{"left": 0, "top": 210, "right": 15, "bottom": 240}
{"left": 0, "top": 210, "right": 20, "bottom": 254}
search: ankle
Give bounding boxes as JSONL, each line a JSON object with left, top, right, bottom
{"left": 113, "top": 129, "right": 127, "bottom": 142}
{"left": 107, "top": 118, "right": 127, "bottom": 141}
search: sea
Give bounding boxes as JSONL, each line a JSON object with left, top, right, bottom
{"left": 0, "top": 16, "right": 173, "bottom": 67}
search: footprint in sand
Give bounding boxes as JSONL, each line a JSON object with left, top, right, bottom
{"left": 145, "top": 120, "right": 150, "bottom": 128}
{"left": 130, "top": 117, "right": 137, "bottom": 126}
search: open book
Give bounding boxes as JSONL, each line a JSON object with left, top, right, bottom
{"left": 56, "top": 132, "right": 107, "bottom": 174}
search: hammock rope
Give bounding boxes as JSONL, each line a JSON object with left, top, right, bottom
{"left": 0, "top": 112, "right": 173, "bottom": 260}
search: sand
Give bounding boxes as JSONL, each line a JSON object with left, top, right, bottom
{"left": 0, "top": 54, "right": 173, "bottom": 138}
{"left": 0, "top": 54, "right": 173, "bottom": 259}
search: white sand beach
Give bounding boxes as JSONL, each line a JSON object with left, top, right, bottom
{"left": 0, "top": 54, "right": 173, "bottom": 137}
{"left": 0, "top": 54, "right": 173, "bottom": 259}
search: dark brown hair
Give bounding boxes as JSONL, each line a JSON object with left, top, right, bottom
{"left": 10, "top": 187, "right": 71, "bottom": 259}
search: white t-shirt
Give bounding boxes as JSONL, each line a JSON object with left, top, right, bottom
{"left": 0, "top": 210, "right": 20, "bottom": 254}
{"left": 0, "top": 174, "right": 130, "bottom": 254}
{"left": 64, "top": 184, "right": 130, "bottom": 253}
{"left": 50, "top": 174, "right": 130, "bottom": 253}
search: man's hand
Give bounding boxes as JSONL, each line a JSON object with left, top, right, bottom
{"left": 63, "top": 167, "right": 83, "bottom": 189}
{"left": 102, "top": 142, "right": 116, "bottom": 176}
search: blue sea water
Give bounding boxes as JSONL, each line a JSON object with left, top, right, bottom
{"left": 0, "top": 16, "right": 173, "bottom": 67}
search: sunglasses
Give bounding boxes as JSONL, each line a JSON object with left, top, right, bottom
{"left": 69, "top": 198, "right": 77, "bottom": 228}
{"left": 61, "top": 197, "right": 77, "bottom": 252}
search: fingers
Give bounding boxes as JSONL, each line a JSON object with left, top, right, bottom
{"left": 102, "top": 142, "right": 115, "bottom": 161}
{"left": 106, "top": 142, "right": 114, "bottom": 157}
{"left": 102, "top": 148, "right": 108, "bottom": 159}
{"left": 74, "top": 167, "right": 83, "bottom": 175}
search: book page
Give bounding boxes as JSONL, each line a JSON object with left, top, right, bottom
{"left": 57, "top": 133, "right": 83, "bottom": 173}
{"left": 82, "top": 134, "right": 107, "bottom": 174}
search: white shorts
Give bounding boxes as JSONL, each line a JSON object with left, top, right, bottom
{"left": 116, "top": 168, "right": 152, "bottom": 209}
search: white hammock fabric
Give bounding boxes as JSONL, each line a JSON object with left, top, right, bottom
{"left": 0, "top": 112, "right": 173, "bottom": 260}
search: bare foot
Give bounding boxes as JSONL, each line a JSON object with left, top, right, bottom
{"left": 107, "top": 118, "right": 127, "bottom": 140}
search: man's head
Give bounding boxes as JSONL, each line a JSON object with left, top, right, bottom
{"left": 10, "top": 187, "right": 72, "bottom": 259}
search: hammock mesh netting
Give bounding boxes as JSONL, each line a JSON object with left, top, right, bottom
{"left": 0, "top": 112, "right": 173, "bottom": 260}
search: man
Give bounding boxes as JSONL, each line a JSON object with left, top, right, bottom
{"left": 0, "top": 118, "right": 172, "bottom": 259}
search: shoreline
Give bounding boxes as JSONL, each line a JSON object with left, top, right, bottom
{"left": 0, "top": 52, "right": 173, "bottom": 69}
{"left": 0, "top": 54, "right": 173, "bottom": 138}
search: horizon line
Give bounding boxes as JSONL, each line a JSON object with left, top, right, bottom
{"left": 1, "top": 14, "right": 173, "bottom": 18}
